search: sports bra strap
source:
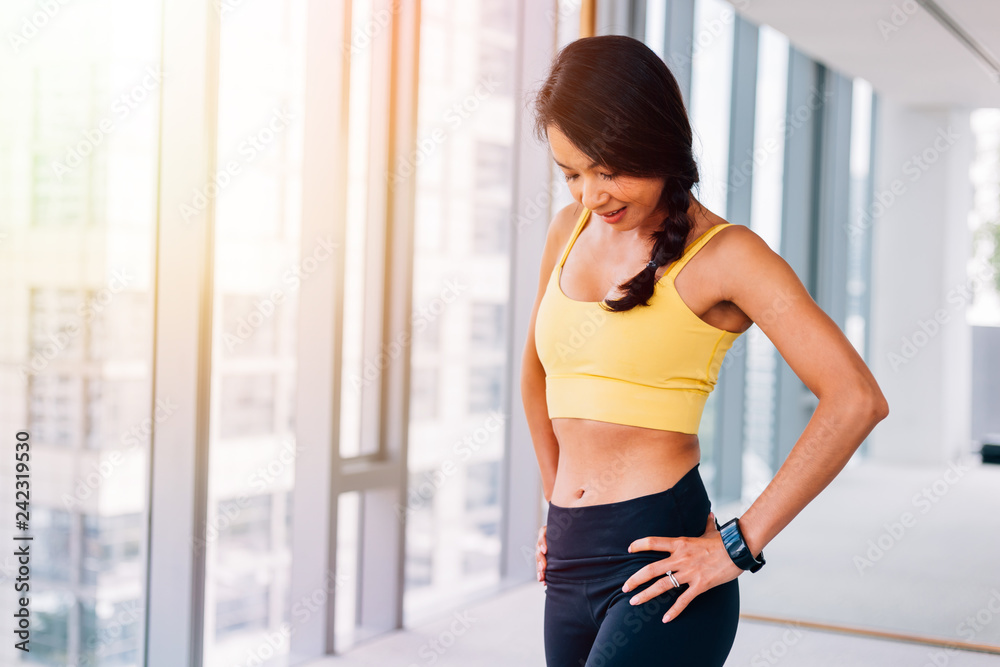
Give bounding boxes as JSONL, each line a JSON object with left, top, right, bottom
{"left": 665, "top": 223, "right": 733, "bottom": 280}
{"left": 558, "top": 206, "right": 590, "bottom": 268}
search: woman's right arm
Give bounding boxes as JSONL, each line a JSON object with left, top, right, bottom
{"left": 520, "top": 201, "right": 581, "bottom": 503}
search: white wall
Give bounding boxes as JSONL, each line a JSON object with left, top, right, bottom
{"left": 868, "top": 98, "right": 975, "bottom": 464}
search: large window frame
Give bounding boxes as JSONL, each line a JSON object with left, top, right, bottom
{"left": 142, "top": 0, "right": 559, "bottom": 663}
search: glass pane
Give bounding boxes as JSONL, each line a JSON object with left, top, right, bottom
{"left": 333, "top": 491, "right": 361, "bottom": 652}
{"left": 744, "top": 25, "right": 789, "bottom": 491}
{"left": 689, "top": 0, "right": 735, "bottom": 215}
{"left": 202, "top": 0, "right": 308, "bottom": 664}
{"left": 969, "top": 109, "right": 1000, "bottom": 325}
{"left": 404, "top": 0, "right": 515, "bottom": 623}
{"left": 846, "top": 77, "right": 874, "bottom": 357}
{"left": 556, "top": 0, "right": 582, "bottom": 50}
{"left": 0, "top": 0, "right": 161, "bottom": 664}
{"left": 688, "top": 0, "right": 735, "bottom": 483}
{"left": 544, "top": 0, "right": 584, "bottom": 262}
{"left": 644, "top": 0, "right": 668, "bottom": 61}
{"left": 340, "top": 0, "right": 376, "bottom": 458}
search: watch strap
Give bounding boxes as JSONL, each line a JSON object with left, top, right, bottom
{"left": 719, "top": 517, "right": 765, "bottom": 573}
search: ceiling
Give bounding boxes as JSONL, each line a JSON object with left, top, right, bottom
{"left": 724, "top": 0, "right": 1000, "bottom": 108}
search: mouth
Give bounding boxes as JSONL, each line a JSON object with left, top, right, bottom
{"left": 598, "top": 206, "right": 626, "bottom": 217}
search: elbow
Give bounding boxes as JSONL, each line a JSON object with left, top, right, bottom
{"left": 834, "top": 382, "right": 888, "bottom": 427}
{"left": 867, "top": 387, "right": 890, "bottom": 425}
{"left": 851, "top": 371, "right": 889, "bottom": 426}
{"left": 875, "top": 397, "right": 889, "bottom": 423}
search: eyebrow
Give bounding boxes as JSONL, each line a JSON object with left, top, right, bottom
{"left": 553, "top": 157, "right": 601, "bottom": 171}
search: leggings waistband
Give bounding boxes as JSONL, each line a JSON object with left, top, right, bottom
{"left": 544, "top": 462, "right": 711, "bottom": 582}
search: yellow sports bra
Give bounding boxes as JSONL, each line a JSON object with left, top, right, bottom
{"left": 533, "top": 206, "right": 743, "bottom": 434}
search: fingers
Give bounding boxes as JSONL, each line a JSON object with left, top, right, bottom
{"left": 663, "top": 587, "right": 697, "bottom": 623}
{"left": 628, "top": 573, "right": 681, "bottom": 606}
{"left": 626, "top": 561, "right": 684, "bottom": 605}
{"left": 537, "top": 526, "right": 547, "bottom": 583}
{"left": 628, "top": 535, "right": 675, "bottom": 554}
{"left": 621, "top": 559, "right": 670, "bottom": 594}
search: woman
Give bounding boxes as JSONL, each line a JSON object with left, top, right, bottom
{"left": 520, "top": 35, "right": 889, "bottom": 666}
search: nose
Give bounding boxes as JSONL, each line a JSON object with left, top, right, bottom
{"left": 580, "top": 176, "right": 609, "bottom": 211}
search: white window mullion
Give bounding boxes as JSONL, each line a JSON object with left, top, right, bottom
{"left": 144, "top": 1, "right": 220, "bottom": 665}
{"left": 288, "top": 0, "right": 351, "bottom": 659}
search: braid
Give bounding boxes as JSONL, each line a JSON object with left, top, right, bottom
{"left": 601, "top": 181, "right": 695, "bottom": 312}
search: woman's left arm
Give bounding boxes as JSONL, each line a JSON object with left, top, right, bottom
{"left": 622, "top": 224, "right": 890, "bottom": 622}
{"left": 715, "top": 225, "right": 889, "bottom": 561}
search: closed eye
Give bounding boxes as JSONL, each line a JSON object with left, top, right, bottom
{"left": 563, "top": 172, "right": 616, "bottom": 182}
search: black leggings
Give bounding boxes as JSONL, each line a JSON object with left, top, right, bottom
{"left": 543, "top": 463, "right": 739, "bottom": 667}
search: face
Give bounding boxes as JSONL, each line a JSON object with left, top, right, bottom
{"left": 547, "top": 124, "right": 666, "bottom": 230}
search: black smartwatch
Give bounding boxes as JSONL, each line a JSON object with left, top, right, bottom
{"left": 717, "top": 517, "right": 765, "bottom": 573}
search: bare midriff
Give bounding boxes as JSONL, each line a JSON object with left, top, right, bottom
{"left": 548, "top": 417, "right": 701, "bottom": 507}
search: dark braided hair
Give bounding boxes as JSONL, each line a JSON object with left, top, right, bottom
{"left": 530, "top": 35, "right": 702, "bottom": 312}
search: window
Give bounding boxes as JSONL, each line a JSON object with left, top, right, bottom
{"left": 468, "top": 365, "right": 503, "bottom": 414}
{"left": 475, "top": 141, "right": 512, "bottom": 196}
{"left": 470, "top": 302, "right": 505, "bottom": 350}
{"left": 689, "top": 0, "right": 735, "bottom": 214}
{"left": 339, "top": 0, "right": 378, "bottom": 459}
{"left": 0, "top": 2, "right": 161, "bottom": 663}
{"left": 410, "top": 366, "right": 439, "bottom": 421}
{"left": 29, "top": 374, "right": 82, "bottom": 448}
{"left": 35, "top": 508, "right": 73, "bottom": 583}
{"left": 845, "top": 77, "right": 875, "bottom": 357}
{"left": 31, "top": 64, "right": 103, "bottom": 228}
{"left": 214, "top": 573, "right": 271, "bottom": 639}
{"left": 79, "top": 598, "right": 143, "bottom": 665}
{"left": 405, "top": 0, "right": 515, "bottom": 624}
{"left": 478, "top": 40, "right": 515, "bottom": 96}
{"left": 81, "top": 513, "right": 144, "bottom": 587}
{"left": 203, "top": 0, "right": 307, "bottom": 661}
{"left": 31, "top": 591, "right": 73, "bottom": 664}
{"left": 219, "top": 374, "right": 276, "bottom": 438}
{"left": 473, "top": 201, "right": 510, "bottom": 253}
{"left": 744, "top": 24, "right": 789, "bottom": 487}
{"left": 463, "top": 460, "right": 501, "bottom": 577}
{"left": 221, "top": 293, "right": 278, "bottom": 358}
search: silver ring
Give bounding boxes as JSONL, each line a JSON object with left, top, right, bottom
{"left": 666, "top": 570, "right": 680, "bottom": 588}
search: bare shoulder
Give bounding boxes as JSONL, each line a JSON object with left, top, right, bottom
{"left": 713, "top": 222, "right": 770, "bottom": 252}
{"left": 707, "top": 222, "right": 816, "bottom": 322}
{"left": 708, "top": 223, "right": 781, "bottom": 274}
{"left": 691, "top": 222, "right": 795, "bottom": 304}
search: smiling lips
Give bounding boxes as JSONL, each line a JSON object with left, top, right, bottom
{"left": 599, "top": 206, "right": 625, "bottom": 217}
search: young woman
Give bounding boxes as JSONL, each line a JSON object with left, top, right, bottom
{"left": 520, "top": 35, "right": 889, "bottom": 666}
